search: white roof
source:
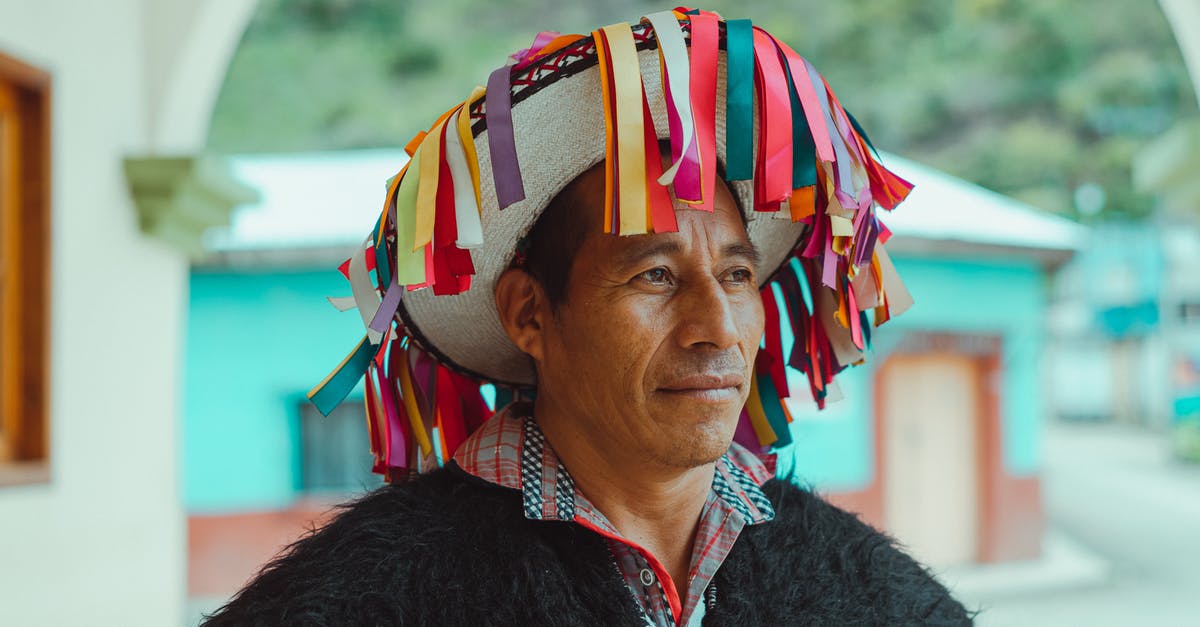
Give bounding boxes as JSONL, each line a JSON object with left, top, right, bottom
{"left": 209, "top": 149, "right": 1085, "bottom": 254}
{"left": 206, "top": 149, "right": 411, "bottom": 252}
{"left": 878, "top": 153, "right": 1085, "bottom": 252}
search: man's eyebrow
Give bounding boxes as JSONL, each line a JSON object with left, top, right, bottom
{"left": 612, "top": 239, "right": 762, "bottom": 267}
{"left": 613, "top": 240, "right": 684, "bottom": 267}
{"left": 723, "top": 242, "right": 762, "bottom": 267}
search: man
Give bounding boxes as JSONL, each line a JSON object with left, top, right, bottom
{"left": 206, "top": 9, "right": 971, "bottom": 625}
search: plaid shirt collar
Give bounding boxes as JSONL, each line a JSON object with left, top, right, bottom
{"left": 452, "top": 403, "right": 776, "bottom": 626}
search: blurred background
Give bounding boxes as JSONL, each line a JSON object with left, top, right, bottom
{"left": 1, "top": 0, "right": 1198, "bottom": 624}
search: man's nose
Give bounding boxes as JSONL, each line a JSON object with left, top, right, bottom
{"left": 676, "top": 275, "right": 742, "bottom": 350}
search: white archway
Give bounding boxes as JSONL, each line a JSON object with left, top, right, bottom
{"left": 1158, "top": 0, "right": 1200, "bottom": 100}
{"left": 146, "top": 0, "right": 258, "bottom": 153}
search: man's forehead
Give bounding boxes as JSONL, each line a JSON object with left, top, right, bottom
{"left": 589, "top": 209, "right": 761, "bottom": 268}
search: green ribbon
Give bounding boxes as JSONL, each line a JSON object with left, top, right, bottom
{"left": 724, "top": 19, "right": 754, "bottom": 181}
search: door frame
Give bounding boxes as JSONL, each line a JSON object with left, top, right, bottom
{"left": 835, "top": 332, "right": 1005, "bottom": 564}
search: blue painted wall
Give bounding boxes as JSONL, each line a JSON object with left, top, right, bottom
{"left": 185, "top": 268, "right": 364, "bottom": 513}
{"left": 782, "top": 254, "right": 1047, "bottom": 492}
{"left": 186, "top": 253, "right": 1047, "bottom": 513}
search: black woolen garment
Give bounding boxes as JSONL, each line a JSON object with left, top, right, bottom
{"left": 203, "top": 465, "right": 975, "bottom": 626}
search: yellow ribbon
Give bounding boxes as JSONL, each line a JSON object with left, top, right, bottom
{"left": 394, "top": 144, "right": 426, "bottom": 285}
{"left": 745, "top": 375, "right": 778, "bottom": 447}
{"left": 601, "top": 23, "right": 649, "bottom": 236}
{"left": 414, "top": 117, "right": 449, "bottom": 251}
{"left": 377, "top": 166, "right": 406, "bottom": 245}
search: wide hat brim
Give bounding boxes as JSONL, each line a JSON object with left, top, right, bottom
{"left": 398, "top": 30, "right": 807, "bottom": 387}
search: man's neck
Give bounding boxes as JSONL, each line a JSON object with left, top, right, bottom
{"left": 531, "top": 399, "right": 716, "bottom": 600}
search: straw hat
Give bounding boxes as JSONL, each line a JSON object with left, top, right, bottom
{"left": 309, "top": 8, "right": 915, "bottom": 476}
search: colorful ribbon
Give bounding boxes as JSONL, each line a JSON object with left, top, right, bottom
{"left": 724, "top": 19, "right": 755, "bottom": 181}
{"left": 602, "top": 23, "right": 650, "bottom": 236}
{"left": 751, "top": 26, "right": 793, "bottom": 211}
{"left": 643, "top": 12, "right": 698, "bottom": 189}
{"left": 486, "top": 64, "right": 525, "bottom": 209}
{"left": 686, "top": 12, "right": 719, "bottom": 212}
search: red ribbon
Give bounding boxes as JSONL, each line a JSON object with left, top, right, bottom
{"left": 760, "top": 286, "right": 790, "bottom": 398}
{"left": 751, "top": 27, "right": 792, "bottom": 212}
{"left": 434, "top": 366, "right": 469, "bottom": 458}
{"left": 642, "top": 88, "right": 678, "bottom": 233}
{"left": 687, "top": 13, "right": 719, "bottom": 212}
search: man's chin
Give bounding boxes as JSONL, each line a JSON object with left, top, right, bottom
{"left": 648, "top": 410, "right": 741, "bottom": 469}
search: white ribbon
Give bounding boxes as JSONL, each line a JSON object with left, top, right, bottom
{"left": 326, "top": 296, "right": 357, "bottom": 312}
{"left": 348, "top": 237, "right": 384, "bottom": 344}
{"left": 444, "top": 111, "right": 484, "bottom": 249}
{"left": 644, "top": 11, "right": 697, "bottom": 186}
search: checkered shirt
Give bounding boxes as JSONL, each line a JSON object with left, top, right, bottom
{"left": 452, "top": 406, "right": 776, "bottom": 626}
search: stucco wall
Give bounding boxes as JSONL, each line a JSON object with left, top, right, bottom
{"left": 0, "top": 1, "right": 251, "bottom": 624}
{"left": 186, "top": 267, "right": 364, "bottom": 512}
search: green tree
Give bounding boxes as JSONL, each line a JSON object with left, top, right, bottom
{"left": 208, "top": 0, "right": 1196, "bottom": 219}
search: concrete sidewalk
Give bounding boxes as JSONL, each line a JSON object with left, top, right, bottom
{"left": 955, "top": 421, "right": 1200, "bottom": 626}
{"left": 942, "top": 527, "right": 1110, "bottom": 605}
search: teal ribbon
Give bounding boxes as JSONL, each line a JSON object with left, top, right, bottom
{"left": 757, "top": 372, "right": 793, "bottom": 448}
{"left": 372, "top": 204, "right": 392, "bottom": 289}
{"left": 845, "top": 110, "right": 877, "bottom": 154}
{"left": 783, "top": 54, "right": 818, "bottom": 188}
{"left": 493, "top": 386, "right": 515, "bottom": 412}
{"left": 724, "top": 19, "right": 754, "bottom": 180}
{"left": 309, "top": 335, "right": 377, "bottom": 416}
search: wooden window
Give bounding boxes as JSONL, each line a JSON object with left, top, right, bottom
{"left": 0, "top": 52, "right": 51, "bottom": 485}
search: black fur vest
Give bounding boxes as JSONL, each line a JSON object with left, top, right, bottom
{"left": 204, "top": 465, "right": 972, "bottom": 625}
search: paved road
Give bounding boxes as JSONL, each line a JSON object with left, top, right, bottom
{"left": 974, "top": 421, "right": 1200, "bottom": 626}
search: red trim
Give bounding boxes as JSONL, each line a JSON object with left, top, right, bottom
{"left": 573, "top": 516, "right": 683, "bottom": 624}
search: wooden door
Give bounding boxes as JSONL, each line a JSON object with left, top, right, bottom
{"left": 881, "top": 352, "right": 980, "bottom": 568}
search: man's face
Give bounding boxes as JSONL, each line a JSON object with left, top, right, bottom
{"left": 534, "top": 167, "right": 765, "bottom": 470}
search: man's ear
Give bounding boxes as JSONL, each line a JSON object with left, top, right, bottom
{"left": 494, "top": 268, "right": 549, "bottom": 363}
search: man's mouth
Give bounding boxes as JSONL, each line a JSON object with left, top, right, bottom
{"left": 657, "top": 374, "right": 745, "bottom": 402}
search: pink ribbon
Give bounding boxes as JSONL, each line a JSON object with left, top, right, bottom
{"left": 510, "top": 31, "right": 561, "bottom": 70}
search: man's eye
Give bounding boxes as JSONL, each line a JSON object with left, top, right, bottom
{"left": 726, "top": 268, "right": 754, "bottom": 284}
{"left": 638, "top": 267, "right": 673, "bottom": 285}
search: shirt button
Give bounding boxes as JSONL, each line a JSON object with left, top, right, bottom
{"left": 639, "top": 568, "right": 655, "bottom": 587}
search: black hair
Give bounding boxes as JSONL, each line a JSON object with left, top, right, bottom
{"left": 516, "top": 164, "right": 601, "bottom": 308}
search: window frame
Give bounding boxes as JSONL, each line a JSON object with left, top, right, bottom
{"left": 0, "top": 51, "right": 51, "bottom": 486}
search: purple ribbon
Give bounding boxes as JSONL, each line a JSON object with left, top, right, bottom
{"left": 486, "top": 65, "right": 526, "bottom": 209}
{"left": 369, "top": 275, "right": 404, "bottom": 335}
{"left": 733, "top": 408, "right": 763, "bottom": 451}
{"left": 377, "top": 369, "right": 407, "bottom": 470}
